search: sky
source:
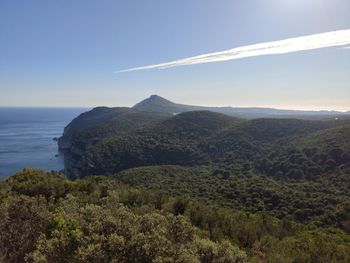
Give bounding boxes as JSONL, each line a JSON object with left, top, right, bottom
{"left": 1, "top": 0, "right": 350, "bottom": 110}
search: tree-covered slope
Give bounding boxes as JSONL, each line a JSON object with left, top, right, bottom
{"left": 56, "top": 106, "right": 350, "bottom": 239}
{"left": 117, "top": 165, "right": 350, "bottom": 231}
{"left": 68, "top": 111, "right": 350, "bottom": 179}
{"left": 1, "top": 169, "right": 350, "bottom": 263}
{"left": 58, "top": 95, "right": 350, "bottom": 179}
{"left": 256, "top": 124, "right": 350, "bottom": 181}
{"left": 58, "top": 107, "right": 170, "bottom": 177}
{"left": 59, "top": 107, "right": 168, "bottom": 148}
{"left": 62, "top": 111, "right": 242, "bottom": 177}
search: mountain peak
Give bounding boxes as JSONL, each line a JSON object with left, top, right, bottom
{"left": 149, "top": 94, "right": 163, "bottom": 100}
{"left": 145, "top": 95, "right": 174, "bottom": 104}
{"left": 132, "top": 95, "right": 178, "bottom": 113}
{"left": 132, "top": 95, "right": 350, "bottom": 119}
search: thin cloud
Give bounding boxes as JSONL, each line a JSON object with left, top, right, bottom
{"left": 116, "top": 29, "right": 350, "bottom": 73}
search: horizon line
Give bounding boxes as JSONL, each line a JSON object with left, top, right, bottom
{"left": 0, "top": 104, "right": 348, "bottom": 113}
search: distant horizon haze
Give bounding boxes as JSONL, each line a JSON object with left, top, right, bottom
{"left": 0, "top": 95, "right": 348, "bottom": 112}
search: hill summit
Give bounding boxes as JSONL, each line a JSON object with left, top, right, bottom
{"left": 132, "top": 94, "right": 190, "bottom": 114}
{"left": 132, "top": 95, "right": 349, "bottom": 119}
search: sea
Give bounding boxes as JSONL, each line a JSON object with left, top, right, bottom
{"left": 0, "top": 107, "right": 88, "bottom": 178}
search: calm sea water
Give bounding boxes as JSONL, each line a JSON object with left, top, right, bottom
{"left": 0, "top": 108, "right": 88, "bottom": 178}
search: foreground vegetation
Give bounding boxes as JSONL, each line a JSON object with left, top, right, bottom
{"left": 1, "top": 169, "right": 350, "bottom": 263}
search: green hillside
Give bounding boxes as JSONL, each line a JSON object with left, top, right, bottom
{"left": 52, "top": 105, "right": 350, "bottom": 262}
{"left": 66, "top": 111, "right": 350, "bottom": 179}
{"left": 117, "top": 165, "right": 350, "bottom": 231}
{"left": 1, "top": 169, "right": 350, "bottom": 263}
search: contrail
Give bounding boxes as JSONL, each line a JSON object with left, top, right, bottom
{"left": 115, "top": 29, "right": 350, "bottom": 73}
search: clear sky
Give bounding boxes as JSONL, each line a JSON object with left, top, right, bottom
{"left": 1, "top": 0, "right": 350, "bottom": 110}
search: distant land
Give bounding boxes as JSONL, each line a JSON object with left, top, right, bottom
{"left": 133, "top": 95, "right": 349, "bottom": 119}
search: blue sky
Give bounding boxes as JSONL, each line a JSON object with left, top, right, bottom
{"left": 1, "top": 0, "right": 350, "bottom": 110}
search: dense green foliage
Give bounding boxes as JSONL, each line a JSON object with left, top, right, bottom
{"left": 1, "top": 169, "right": 350, "bottom": 262}
{"left": 59, "top": 109, "right": 350, "bottom": 226}
{"left": 117, "top": 165, "right": 350, "bottom": 231}
{"left": 61, "top": 110, "right": 350, "bottom": 177}
{"left": 1, "top": 169, "right": 247, "bottom": 263}
{"left": 52, "top": 104, "right": 350, "bottom": 262}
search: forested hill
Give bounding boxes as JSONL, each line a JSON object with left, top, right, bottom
{"left": 58, "top": 95, "right": 350, "bottom": 179}
{"left": 57, "top": 99, "right": 350, "bottom": 232}
{"left": 59, "top": 107, "right": 350, "bottom": 179}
